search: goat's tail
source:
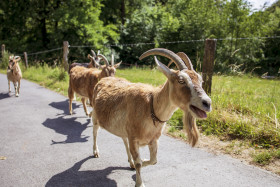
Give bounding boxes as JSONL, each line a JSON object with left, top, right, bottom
{"left": 183, "top": 111, "right": 199, "bottom": 147}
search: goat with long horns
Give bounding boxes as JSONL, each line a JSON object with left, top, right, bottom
{"left": 91, "top": 48, "right": 212, "bottom": 187}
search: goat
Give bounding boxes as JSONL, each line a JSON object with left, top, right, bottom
{"left": 7, "top": 56, "right": 22, "bottom": 97}
{"left": 91, "top": 48, "right": 212, "bottom": 187}
{"left": 68, "top": 50, "right": 100, "bottom": 74}
{"left": 68, "top": 54, "right": 122, "bottom": 116}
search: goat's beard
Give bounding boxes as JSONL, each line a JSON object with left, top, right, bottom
{"left": 183, "top": 111, "right": 199, "bottom": 147}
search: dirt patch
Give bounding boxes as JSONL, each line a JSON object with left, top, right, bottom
{"left": 164, "top": 127, "right": 280, "bottom": 176}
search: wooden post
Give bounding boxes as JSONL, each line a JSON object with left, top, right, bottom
{"left": 63, "top": 41, "right": 69, "bottom": 72}
{"left": 1, "top": 44, "right": 5, "bottom": 58}
{"left": 202, "top": 39, "right": 216, "bottom": 95}
{"left": 24, "top": 52, "right": 28, "bottom": 68}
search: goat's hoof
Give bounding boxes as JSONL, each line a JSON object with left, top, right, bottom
{"left": 93, "top": 151, "right": 99, "bottom": 158}
{"left": 135, "top": 183, "right": 145, "bottom": 187}
{"left": 130, "top": 163, "right": 135, "bottom": 169}
{"left": 16, "top": 94, "right": 19, "bottom": 97}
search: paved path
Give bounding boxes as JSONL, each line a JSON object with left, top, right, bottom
{"left": 0, "top": 73, "right": 280, "bottom": 187}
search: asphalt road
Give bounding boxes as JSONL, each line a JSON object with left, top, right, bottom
{"left": 0, "top": 73, "right": 280, "bottom": 187}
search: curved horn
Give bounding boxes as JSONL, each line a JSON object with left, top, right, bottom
{"left": 88, "top": 54, "right": 99, "bottom": 68}
{"left": 97, "top": 54, "right": 109, "bottom": 67}
{"left": 111, "top": 54, "right": 114, "bottom": 66}
{"left": 167, "top": 52, "right": 193, "bottom": 70}
{"left": 177, "top": 52, "right": 193, "bottom": 70}
{"left": 91, "top": 50, "right": 96, "bottom": 57}
{"left": 139, "top": 48, "right": 187, "bottom": 70}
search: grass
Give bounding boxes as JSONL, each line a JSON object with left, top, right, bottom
{"left": 1, "top": 61, "right": 280, "bottom": 166}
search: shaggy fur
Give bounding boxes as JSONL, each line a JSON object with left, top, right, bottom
{"left": 7, "top": 56, "right": 22, "bottom": 97}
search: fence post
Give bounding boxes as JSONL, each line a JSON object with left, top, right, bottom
{"left": 24, "top": 52, "right": 28, "bottom": 68}
{"left": 63, "top": 41, "right": 69, "bottom": 72}
{"left": 1, "top": 44, "right": 5, "bottom": 58}
{"left": 202, "top": 39, "right": 216, "bottom": 95}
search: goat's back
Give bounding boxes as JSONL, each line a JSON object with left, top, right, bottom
{"left": 69, "top": 66, "right": 100, "bottom": 97}
{"left": 69, "top": 62, "right": 94, "bottom": 74}
{"left": 93, "top": 77, "right": 161, "bottom": 140}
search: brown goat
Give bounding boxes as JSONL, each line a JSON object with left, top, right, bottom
{"left": 91, "top": 48, "right": 212, "bottom": 187}
{"left": 7, "top": 56, "right": 22, "bottom": 97}
{"left": 68, "top": 54, "right": 121, "bottom": 116}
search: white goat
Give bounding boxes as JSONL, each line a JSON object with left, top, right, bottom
{"left": 68, "top": 54, "right": 122, "bottom": 116}
{"left": 91, "top": 48, "right": 212, "bottom": 187}
{"left": 7, "top": 56, "right": 22, "bottom": 97}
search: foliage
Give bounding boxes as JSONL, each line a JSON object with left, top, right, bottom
{"left": 0, "top": 0, "right": 118, "bottom": 60}
{"left": 1, "top": 0, "right": 280, "bottom": 74}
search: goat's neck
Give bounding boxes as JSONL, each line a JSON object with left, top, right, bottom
{"left": 152, "top": 81, "right": 177, "bottom": 122}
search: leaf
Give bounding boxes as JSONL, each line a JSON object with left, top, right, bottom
{"left": 0, "top": 156, "right": 7, "bottom": 160}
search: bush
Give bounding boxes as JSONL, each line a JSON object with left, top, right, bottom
{"left": 0, "top": 51, "right": 12, "bottom": 69}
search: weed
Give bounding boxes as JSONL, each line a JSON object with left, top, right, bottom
{"left": 168, "top": 126, "right": 176, "bottom": 133}
{"left": 253, "top": 151, "right": 272, "bottom": 165}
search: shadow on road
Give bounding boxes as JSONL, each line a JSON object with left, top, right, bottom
{"left": 49, "top": 100, "right": 80, "bottom": 115}
{"left": 46, "top": 156, "right": 132, "bottom": 187}
{"left": 42, "top": 116, "right": 90, "bottom": 145}
{"left": 0, "top": 92, "right": 10, "bottom": 100}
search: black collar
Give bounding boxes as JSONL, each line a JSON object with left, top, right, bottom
{"left": 150, "top": 93, "right": 167, "bottom": 126}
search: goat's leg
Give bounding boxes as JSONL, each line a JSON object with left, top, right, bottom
{"left": 14, "top": 82, "right": 18, "bottom": 97}
{"left": 81, "top": 97, "right": 89, "bottom": 116}
{"left": 18, "top": 79, "right": 20, "bottom": 95}
{"left": 68, "top": 87, "right": 74, "bottom": 115}
{"left": 129, "top": 139, "right": 145, "bottom": 187}
{"left": 88, "top": 97, "right": 94, "bottom": 117}
{"left": 122, "top": 138, "right": 135, "bottom": 169}
{"left": 92, "top": 117, "right": 100, "bottom": 158}
{"left": 142, "top": 140, "right": 158, "bottom": 167}
{"left": 8, "top": 80, "right": 11, "bottom": 93}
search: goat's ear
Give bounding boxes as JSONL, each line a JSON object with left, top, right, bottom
{"left": 154, "top": 56, "right": 173, "bottom": 79}
{"left": 114, "top": 61, "right": 122, "bottom": 69}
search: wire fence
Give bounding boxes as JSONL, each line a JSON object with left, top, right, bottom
{"left": 2, "top": 35, "right": 280, "bottom": 74}
{"left": 11, "top": 35, "right": 280, "bottom": 56}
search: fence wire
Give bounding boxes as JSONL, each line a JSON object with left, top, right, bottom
{"left": 11, "top": 35, "right": 280, "bottom": 57}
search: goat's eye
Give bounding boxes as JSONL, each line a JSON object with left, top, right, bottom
{"left": 178, "top": 76, "right": 185, "bottom": 84}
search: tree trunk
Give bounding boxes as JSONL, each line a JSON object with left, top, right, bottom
{"left": 121, "top": 0, "right": 125, "bottom": 25}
